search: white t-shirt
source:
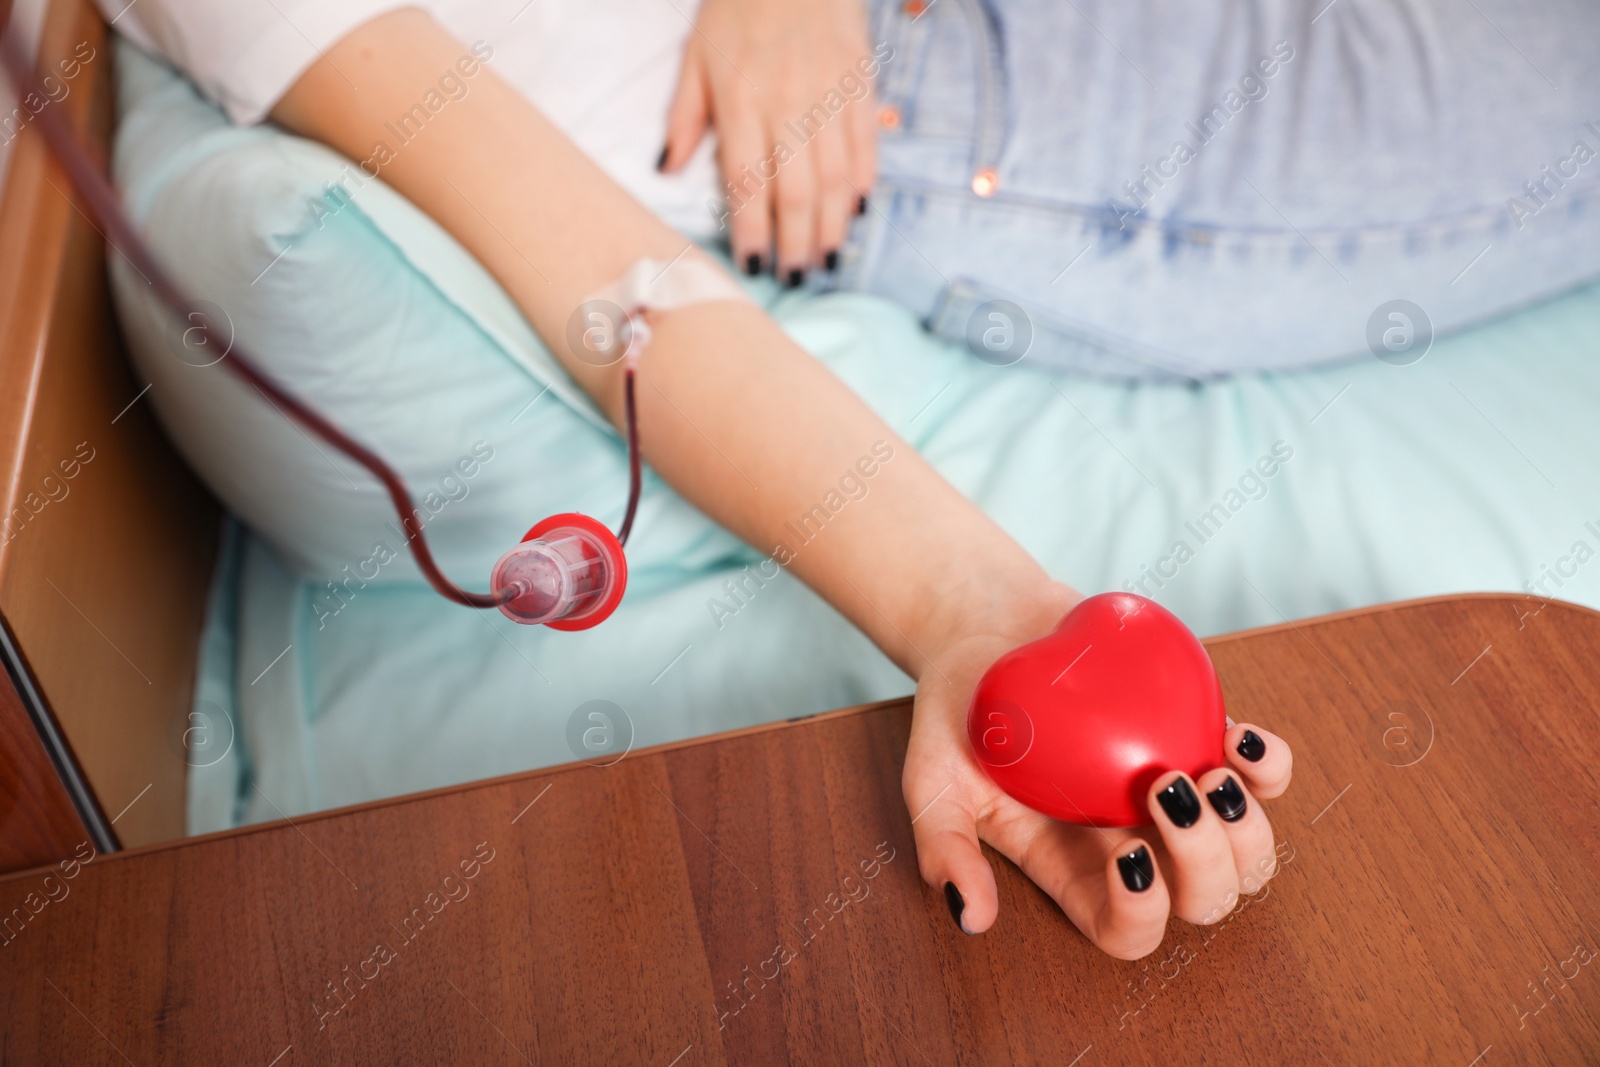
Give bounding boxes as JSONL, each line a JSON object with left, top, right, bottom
{"left": 94, "top": 0, "right": 723, "bottom": 239}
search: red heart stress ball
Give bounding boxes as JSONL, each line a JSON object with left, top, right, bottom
{"left": 967, "top": 592, "right": 1226, "bottom": 828}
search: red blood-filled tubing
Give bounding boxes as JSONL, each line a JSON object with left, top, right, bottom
{"left": 0, "top": 31, "right": 637, "bottom": 628}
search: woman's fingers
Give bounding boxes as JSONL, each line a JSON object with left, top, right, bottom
{"left": 907, "top": 780, "right": 998, "bottom": 935}
{"left": 718, "top": 87, "right": 774, "bottom": 276}
{"left": 674, "top": 0, "right": 878, "bottom": 276}
{"left": 809, "top": 117, "right": 852, "bottom": 271}
{"left": 981, "top": 806, "right": 1171, "bottom": 959}
{"left": 1225, "top": 722, "right": 1293, "bottom": 799}
{"left": 843, "top": 78, "right": 878, "bottom": 211}
{"left": 661, "top": 52, "right": 710, "bottom": 174}
{"left": 771, "top": 110, "right": 819, "bottom": 285}
{"left": 1145, "top": 771, "right": 1240, "bottom": 925}
{"left": 1098, "top": 838, "right": 1172, "bottom": 959}
{"left": 1194, "top": 768, "right": 1278, "bottom": 895}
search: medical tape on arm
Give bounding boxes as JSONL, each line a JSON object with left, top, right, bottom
{"left": 581, "top": 252, "right": 754, "bottom": 365}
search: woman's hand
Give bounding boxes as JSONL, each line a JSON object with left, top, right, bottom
{"left": 904, "top": 585, "right": 1295, "bottom": 958}
{"left": 661, "top": 0, "right": 878, "bottom": 284}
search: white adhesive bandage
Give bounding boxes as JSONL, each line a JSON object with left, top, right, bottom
{"left": 592, "top": 253, "right": 753, "bottom": 313}
{"left": 579, "top": 252, "right": 753, "bottom": 363}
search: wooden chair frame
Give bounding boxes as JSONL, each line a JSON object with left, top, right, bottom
{"left": 0, "top": 0, "right": 220, "bottom": 870}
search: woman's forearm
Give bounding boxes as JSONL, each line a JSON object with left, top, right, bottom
{"left": 272, "top": 10, "right": 1076, "bottom": 674}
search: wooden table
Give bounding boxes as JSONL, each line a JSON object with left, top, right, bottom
{"left": 2, "top": 594, "right": 1598, "bottom": 1065}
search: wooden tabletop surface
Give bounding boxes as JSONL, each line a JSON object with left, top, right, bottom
{"left": 2, "top": 593, "right": 1598, "bottom": 1065}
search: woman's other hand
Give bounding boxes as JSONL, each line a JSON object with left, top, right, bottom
{"left": 905, "top": 586, "right": 1296, "bottom": 958}
{"left": 662, "top": 0, "right": 879, "bottom": 285}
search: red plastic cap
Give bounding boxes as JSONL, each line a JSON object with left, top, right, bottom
{"left": 521, "top": 512, "right": 628, "bottom": 630}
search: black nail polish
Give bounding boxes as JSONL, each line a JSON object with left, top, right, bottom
{"left": 1157, "top": 777, "right": 1201, "bottom": 828}
{"left": 1236, "top": 729, "right": 1266, "bottom": 762}
{"left": 744, "top": 253, "right": 762, "bottom": 277}
{"left": 785, "top": 267, "right": 805, "bottom": 289}
{"left": 824, "top": 249, "right": 839, "bottom": 272}
{"left": 944, "top": 881, "right": 969, "bottom": 933}
{"left": 856, "top": 195, "right": 868, "bottom": 215}
{"left": 655, "top": 145, "right": 669, "bottom": 172}
{"left": 1206, "top": 777, "right": 1248, "bottom": 822}
{"left": 1117, "top": 846, "right": 1154, "bottom": 892}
